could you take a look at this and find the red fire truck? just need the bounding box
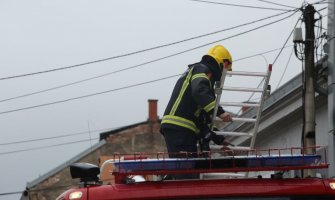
[56,147,335,200]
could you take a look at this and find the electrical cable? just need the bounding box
[0,137,99,156]
[0,46,295,148]
[317,6,328,11]
[0,10,299,115]
[0,47,295,151]
[296,41,305,60]
[189,0,293,11]
[315,25,328,31]
[0,45,293,103]
[0,127,116,146]
[0,10,295,81]
[328,36,335,42]
[311,0,329,5]
[0,75,180,115]
[275,46,294,90]
[234,45,293,62]
[0,59,182,103]
[257,0,297,9]
[0,191,23,196]
[316,8,327,60]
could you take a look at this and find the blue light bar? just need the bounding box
[113,154,321,173]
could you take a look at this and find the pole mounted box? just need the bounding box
[293,27,303,43]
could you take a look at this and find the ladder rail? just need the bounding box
[211,68,229,130]
[249,64,272,149]
[244,65,272,178]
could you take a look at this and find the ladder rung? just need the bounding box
[221,102,260,107]
[215,131,253,137]
[232,117,256,122]
[222,86,263,92]
[227,71,268,77]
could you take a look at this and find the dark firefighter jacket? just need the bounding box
[161,56,225,134]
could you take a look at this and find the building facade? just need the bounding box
[21,100,166,200]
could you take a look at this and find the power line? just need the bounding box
[189,0,293,11]
[315,25,328,31]
[0,137,99,156]
[257,0,297,9]
[2,12,297,104]
[275,46,295,90]
[0,58,177,103]
[0,10,294,82]
[0,45,293,148]
[234,45,293,62]
[1,42,293,104]
[0,127,116,146]
[0,11,295,103]
[316,6,328,12]
[0,75,180,115]
[0,191,23,196]
[311,0,329,5]
[0,48,295,152]
[0,10,298,115]
[2,43,293,104]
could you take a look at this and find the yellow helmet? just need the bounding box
[207,45,232,71]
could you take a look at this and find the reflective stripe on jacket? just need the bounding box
[161,62,224,134]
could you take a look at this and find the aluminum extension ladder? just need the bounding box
[210,64,272,151]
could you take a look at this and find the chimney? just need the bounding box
[148,99,159,122]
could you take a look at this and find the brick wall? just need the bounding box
[27,121,166,200]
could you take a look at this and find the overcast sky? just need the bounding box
[0,0,329,199]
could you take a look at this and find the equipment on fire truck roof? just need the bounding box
[109,154,321,174]
[69,146,326,184]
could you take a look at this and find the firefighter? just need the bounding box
[160,44,233,160]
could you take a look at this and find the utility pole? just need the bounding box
[327,0,335,178]
[303,4,316,177]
